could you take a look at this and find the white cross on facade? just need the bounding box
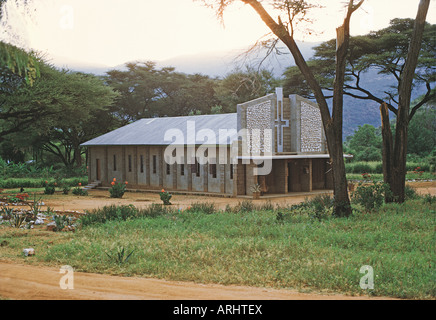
[274,88,289,153]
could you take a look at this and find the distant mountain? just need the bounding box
[47,54,111,76]
[58,43,427,139]
[156,41,320,78]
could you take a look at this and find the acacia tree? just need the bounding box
[215,66,282,113]
[284,2,433,202]
[106,61,219,122]
[0,0,41,85]
[199,0,364,217]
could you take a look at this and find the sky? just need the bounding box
[1,0,435,69]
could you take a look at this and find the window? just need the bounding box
[113,155,117,171]
[140,155,144,173]
[230,164,233,180]
[152,155,157,174]
[166,163,171,175]
[128,155,132,172]
[180,164,185,176]
[196,160,200,177]
[191,158,200,177]
[210,164,217,179]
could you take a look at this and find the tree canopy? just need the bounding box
[284,18,436,120]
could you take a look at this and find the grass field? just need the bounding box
[1,195,434,299]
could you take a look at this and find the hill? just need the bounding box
[61,43,427,139]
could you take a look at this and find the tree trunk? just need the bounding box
[241,0,363,217]
[380,103,394,202]
[391,0,430,203]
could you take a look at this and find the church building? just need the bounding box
[81,88,334,197]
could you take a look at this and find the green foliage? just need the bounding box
[186,202,216,215]
[288,194,334,221]
[232,200,256,213]
[105,246,135,265]
[0,177,87,189]
[352,181,392,212]
[43,181,56,195]
[407,107,436,157]
[27,194,43,221]
[9,212,26,228]
[0,41,40,85]
[214,66,282,113]
[345,124,382,161]
[53,215,74,232]
[109,180,127,198]
[80,204,174,227]
[62,186,71,195]
[345,161,432,175]
[72,187,88,196]
[106,61,219,121]
[0,205,13,220]
[159,189,172,205]
[422,193,436,205]
[44,199,436,299]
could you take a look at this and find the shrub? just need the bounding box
[81,205,138,226]
[290,194,334,220]
[43,181,56,195]
[404,185,420,200]
[72,185,88,196]
[9,212,26,228]
[233,200,255,213]
[422,194,436,205]
[159,189,172,205]
[109,178,127,198]
[62,186,71,195]
[53,215,74,232]
[105,246,135,265]
[186,202,216,214]
[352,181,391,212]
[141,203,170,218]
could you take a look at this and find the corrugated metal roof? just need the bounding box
[81,113,238,146]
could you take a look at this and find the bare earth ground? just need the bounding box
[0,181,434,300]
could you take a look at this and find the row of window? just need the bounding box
[112,154,233,179]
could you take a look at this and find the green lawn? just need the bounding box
[1,196,431,299]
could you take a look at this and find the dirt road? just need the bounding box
[0,261,393,300]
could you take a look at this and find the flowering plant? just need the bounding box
[72,183,88,196]
[413,167,424,179]
[361,173,371,181]
[159,189,172,205]
[43,181,56,195]
[109,178,128,198]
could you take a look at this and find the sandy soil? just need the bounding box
[1,181,433,301]
[0,261,395,300]
[30,180,436,214]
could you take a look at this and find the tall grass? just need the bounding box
[36,196,436,299]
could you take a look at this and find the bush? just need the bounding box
[186,202,216,214]
[159,189,172,205]
[422,194,436,205]
[289,194,334,220]
[62,186,71,195]
[109,179,127,198]
[80,204,175,227]
[81,205,137,226]
[404,185,419,200]
[352,181,391,212]
[43,181,56,195]
[233,200,255,213]
[72,184,88,196]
